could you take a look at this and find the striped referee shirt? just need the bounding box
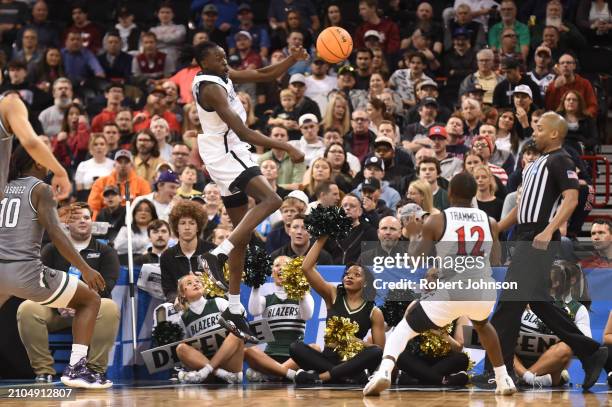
[518,148,579,224]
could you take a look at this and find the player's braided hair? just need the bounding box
[8,144,35,182]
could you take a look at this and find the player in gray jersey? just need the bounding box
[0,146,107,389]
[0,87,71,200]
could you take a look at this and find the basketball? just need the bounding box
[316,26,353,64]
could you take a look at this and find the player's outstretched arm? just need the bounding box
[201,84,304,163]
[2,94,71,200]
[229,45,308,84]
[33,184,106,292]
[302,236,336,306]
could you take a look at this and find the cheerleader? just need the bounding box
[244,256,315,381]
[289,235,385,384]
[174,275,244,384]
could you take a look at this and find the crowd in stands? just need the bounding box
[5,0,612,384]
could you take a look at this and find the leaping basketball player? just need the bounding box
[364,172,517,396]
[192,42,306,344]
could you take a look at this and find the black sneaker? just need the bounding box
[60,358,99,389]
[92,372,113,388]
[443,371,469,386]
[472,370,520,390]
[199,252,229,291]
[294,369,321,385]
[607,372,612,387]
[396,371,419,386]
[35,374,53,383]
[580,346,608,390]
[219,308,260,345]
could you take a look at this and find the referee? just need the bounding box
[476,112,607,390]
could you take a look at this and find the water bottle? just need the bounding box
[68,266,82,280]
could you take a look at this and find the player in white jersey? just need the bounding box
[191,42,306,344]
[364,172,517,396]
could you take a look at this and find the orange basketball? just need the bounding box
[316,26,353,64]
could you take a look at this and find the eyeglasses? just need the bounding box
[172,151,189,156]
[473,142,489,149]
[352,117,368,122]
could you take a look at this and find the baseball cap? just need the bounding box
[462,83,485,96]
[114,149,132,162]
[512,84,532,99]
[535,45,552,57]
[156,170,180,185]
[337,65,356,77]
[373,136,395,150]
[364,30,382,41]
[234,30,252,41]
[417,79,438,91]
[364,156,385,171]
[103,185,120,197]
[428,125,448,139]
[419,97,439,108]
[398,203,428,219]
[155,162,175,173]
[202,4,218,14]
[237,3,252,12]
[289,73,306,85]
[452,27,470,38]
[362,177,381,192]
[286,190,309,206]
[298,113,318,127]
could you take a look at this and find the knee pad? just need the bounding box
[405,302,438,333]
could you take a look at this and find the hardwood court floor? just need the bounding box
[0,382,610,406]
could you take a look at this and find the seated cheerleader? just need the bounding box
[244,255,315,382]
[174,274,245,384]
[289,234,385,384]
[513,261,592,387]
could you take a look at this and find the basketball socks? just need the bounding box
[380,319,419,372]
[228,294,244,314]
[212,239,234,257]
[70,344,88,366]
[286,369,297,380]
[523,371,552,387]
[493,365,510,382]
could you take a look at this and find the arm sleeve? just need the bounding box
[574,305,592,338]
[98,244,120,297]
[248,287,266,316]
[298,291,315,320]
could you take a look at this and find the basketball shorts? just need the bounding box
[0,260,79,308]
[198,134,261,198]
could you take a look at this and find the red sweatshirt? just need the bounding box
[354,18,401,55]
[545,74,598,118]
[52,122,90,168]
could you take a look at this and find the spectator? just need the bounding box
[580,220,612,268]
[428,125,464,180]
[17,202,120,384]
[408,29,442,73]
[322,2,356,33]
[459,48,503,105]
[402,2,443,53]
[91,83,125,132]
[0,0,28,48]
[511,84,537,140]
[488,0,530,60]
[268,88,300,140]
[64,3,102,53]
[133,87,180,133]
[290,113,326,167]
[366,97,393,137]
[497,28,525,69]
[133,170,180,222]
[150,116,173,162]
[506,139,540,193]
[389,51,433,108]
[360,177,395,226]
[308,180,341,211]
[302,157,332,201]
[114,199,158,259]
[493,57,543,109]
[260,159,290,200]
[181,103,201,148]
[284,9,315,50]
[322,127,361,175]
[88,150,152,219]
[531,0,587,54]
[354,0,400,55]
[473,132,511,184]
[407,179,439,215]
[61,31,105,84]
[169,49,200,104]
[288,73,321,121]
[161,80,182,125]
[473,164,504,220]
[257,125,306,191]
[353,48,373,90]
[360,216,403,269]
[325,194,378,264]
[0,60,50,115]
[407,79,452,125]
[102,122,121,157]
[51,103,90,171]
[367,74,403,116]
[541,25,567,63]
[352,156,401,211]
[95,185,126,242]
[323,142,355,194]
[28,47,65,94]
[527,45,556,99]
[445,115,470,160]
[370,46,390,77]
[132,129,167,185]
[172,144,203,190]
[461,97,483,141]
[136,219,171,265]
[115,107,135,147]
[344,109,376,163]
[417,156,449,210]
[227,3,270,60]
[131,32,172,88]
[97,30,132,84]
[234,30,263,71]
[495,108,521,158]
[265,192,308,254]
[13,28,43,72]
[441,27,478,102]
[267,0,319,32]
[177,164,202,199]
[556,89,599,155]
[576,0,612,46]
[198,5,229,48]
[371,135,416,196]
[114,6,140,53]
[304,56,336,114]
[150,2,186,74]
[202,183,222,225]
[402,97,442,153]
[545,53,598,118]
[270,214,333,264]
[444,3,487,51]
[321,92,350,136]
[377,119,401,151]
[19,1,60,49]
[38,78,73,137]
[74,134,115,201]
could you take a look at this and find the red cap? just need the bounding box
[428,125,448,139]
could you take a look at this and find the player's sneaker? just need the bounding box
[216,368,242,384]
[219,308,260,345]
[363,368,391,396]
[607,371,612,387]
[442,371,469,386]
[495,375,517,395]
[60,358,99,389]
[293,369,321,385]
[580,346,608,390]
[35,374,53,383]
[559,369,570,386]
[92,372,113,389]
[199,253,229,291]
[246,368,265,382]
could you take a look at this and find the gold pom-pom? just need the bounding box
[199,264,230,298]
[419,324,453,358]
[324,316,365,361]
[279,257,310,300]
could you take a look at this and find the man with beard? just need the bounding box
[493,57,542,109]
[91,83,125,132]
[136,219,171,265]
[131,130,165,184]
[38,77,73,136]
[114,107,135,148]
[133,86,180,133]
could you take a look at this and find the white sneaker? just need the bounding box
[495,375,517,395]
[216,368,243,384]
[533,374,552,387]
[363,369,391,397]
[246,368,265,382]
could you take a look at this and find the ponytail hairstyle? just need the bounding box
[8,145,36,182]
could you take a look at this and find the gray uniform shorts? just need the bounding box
[0,260,79,308]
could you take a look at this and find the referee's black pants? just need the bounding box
[485,225,600,372]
